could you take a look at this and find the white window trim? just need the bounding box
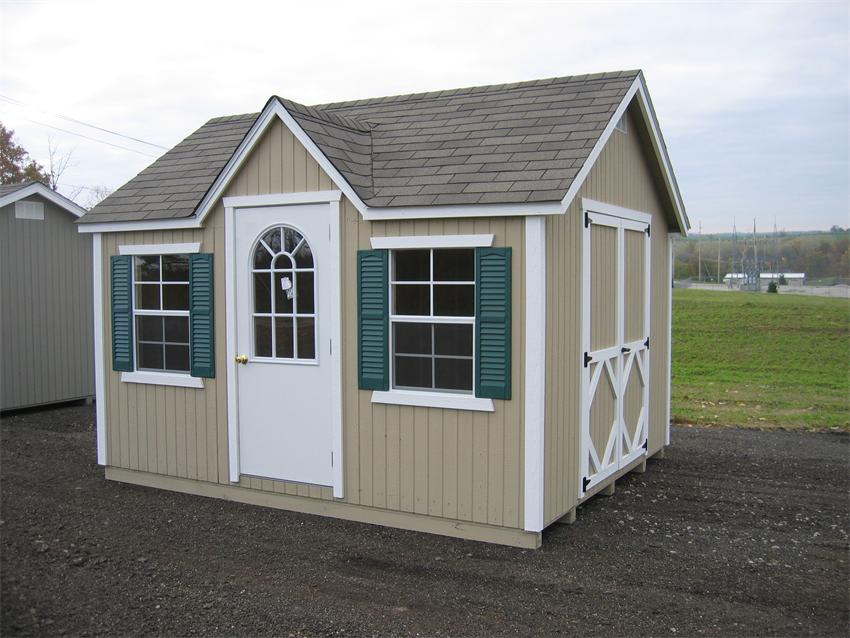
[378,244,487,411]
[371,234,494,249]
[372,390,494,412]
[120,371,203,388]
[118,244,201,387]
[119,242,200,255]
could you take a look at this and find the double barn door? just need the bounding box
[580,208,651,495]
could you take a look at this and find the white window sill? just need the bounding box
[120,371,203,388]
[371,390,494,412]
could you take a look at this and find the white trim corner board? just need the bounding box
[92,233,107,465]
[523,216,546,532]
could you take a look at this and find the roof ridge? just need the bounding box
[313,69,640,111]
[275,97,372,133]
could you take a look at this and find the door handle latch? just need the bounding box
[235,354,249,365]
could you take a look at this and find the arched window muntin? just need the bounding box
[250,224,317,362]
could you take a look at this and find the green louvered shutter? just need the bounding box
[189,253,215,378]
[475,247,512,400]
[111,255,134,372]
[358,249,389,390]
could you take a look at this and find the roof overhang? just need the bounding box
[1,181,87,218]
[78,74,689,235]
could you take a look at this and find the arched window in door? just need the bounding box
[251,225,316,360]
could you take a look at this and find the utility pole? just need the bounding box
[753,219,758,272]
[698,220,702,282]
[717,235,721,284]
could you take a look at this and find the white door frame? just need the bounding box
[579,198,651,496]
[224,190,344,498]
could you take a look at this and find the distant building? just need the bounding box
[723,272,806,287]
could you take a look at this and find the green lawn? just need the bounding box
[672,289,850,430]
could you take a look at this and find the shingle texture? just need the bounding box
[81,70,639,223]
[0,181,36,198]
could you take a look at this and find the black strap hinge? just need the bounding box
[642,439,648,451]
[584,212,591,228]
[646,225,651,237]
[582,476,591,492]
[644,337,650,349]
[584,352,591,367]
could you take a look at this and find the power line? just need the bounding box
[0,94,169,150]
[0,110,160,158]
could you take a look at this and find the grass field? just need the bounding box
[672,289,850,430]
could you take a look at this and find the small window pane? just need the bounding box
[253,242,273,269]
[275,317,294,358]
[135,256,160,282]
[274,272,294,314]
[254,317,272,357]
[254,273,272,313]
[394,322,431,355]
[297,318,315,359]
[138,343,164,370]
[394,249,429,281]
[137,315,163,342]
[296,272,314,314]
[435,358,473,392]
[283,228,302,254]
[273,254,293,270]
[393,284,429,315]
[164,316,189,343]
[135,284,160,310]
[262,228,282,254]
[434,249,474,282]
[434,324,472,357]
[162,255,189,282]
[395,356,432,389]
[163,284,190,310]
[434,284,474,316]
[294,242,313,268]
[164,344,190,372]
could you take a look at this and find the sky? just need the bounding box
[0,0,847,233]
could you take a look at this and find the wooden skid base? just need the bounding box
[105,467,542,549]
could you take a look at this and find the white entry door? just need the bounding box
[580,208,651,495]
[233,203,335,487]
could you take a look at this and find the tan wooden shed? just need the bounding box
[78,70,689,548]
[1,181,94,410]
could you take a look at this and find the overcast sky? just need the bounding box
[1,0,847,233]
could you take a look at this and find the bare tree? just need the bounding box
[46,136,78,195]
[82,184,112,209]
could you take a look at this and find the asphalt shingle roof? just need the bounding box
[81,70,639,223]
[0,181,36,198]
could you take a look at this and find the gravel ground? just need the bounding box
[1,405,848,637]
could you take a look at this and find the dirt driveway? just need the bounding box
[1,405,847,636]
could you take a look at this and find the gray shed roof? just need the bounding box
[0,181,38,198]
[81,70,641,223]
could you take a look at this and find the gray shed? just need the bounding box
[0,181,94,410]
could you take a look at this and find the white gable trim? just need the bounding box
[79,75,689,234]
[0,181,87,217]
[559,74,688,235]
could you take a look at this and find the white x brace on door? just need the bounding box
[580,205,651,496]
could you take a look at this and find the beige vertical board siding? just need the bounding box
[590,225,618,351]
[543,103,676,525]
[623,229,646,343]
[0,197,94,410]
[101,118,525,529]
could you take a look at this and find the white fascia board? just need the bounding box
[77,217,202,234]
[523,216,546,532]
[0,182,88,217]
[560,74,689,236]
[119,242,201,255]
[361,200,564,221]
[370,234,494,249]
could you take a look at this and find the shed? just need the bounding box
[78,70,689,548]
[1,181,94,410]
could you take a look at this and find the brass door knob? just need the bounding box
[235,354,249,365]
